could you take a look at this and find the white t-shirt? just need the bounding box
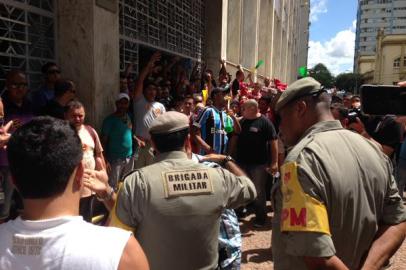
[134,96,165,140]
[0,216,131,270]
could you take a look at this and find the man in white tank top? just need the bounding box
[0,117,149,270]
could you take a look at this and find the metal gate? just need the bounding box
[119,0,205,75]
[0,0,56,91]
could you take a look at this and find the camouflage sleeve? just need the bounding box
[112,171,147,229]
[218,168,257,209]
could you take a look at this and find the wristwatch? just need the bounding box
[222,155,235,166]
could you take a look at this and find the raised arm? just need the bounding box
[131,52,161,100]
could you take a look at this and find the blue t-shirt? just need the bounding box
[101,114,133,161]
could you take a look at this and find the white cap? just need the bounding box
[116,93,130,102]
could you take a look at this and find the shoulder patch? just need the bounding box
[280,162,331,235]
[162,169,213,198]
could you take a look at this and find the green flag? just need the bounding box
[255,60,265,69]
[298,66,307,77]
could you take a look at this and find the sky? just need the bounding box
[308,0,358,75]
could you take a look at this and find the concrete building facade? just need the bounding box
[1,0,309,126]
[206,0,310,84]
[357,29,406,84]
[355,0,406,70]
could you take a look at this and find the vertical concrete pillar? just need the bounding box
[204,0,227,76]
[258,0,271,77]
[57,0,119,129]
[266,0,275,77]
[227,0,242,65]
[241,0,260,69]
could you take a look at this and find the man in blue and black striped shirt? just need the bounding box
[192,88,240,155]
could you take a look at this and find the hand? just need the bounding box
[398,81,406,87]
[83,170,109,195]
[83,167,108,185]
[201,153,226,164]
[267,163,279,176]
[125,63,133,74]
[226,108,235,118]
[148,51,161,69]
[134,136,146,148]
[83,158,108,190]
[0,120,12,149]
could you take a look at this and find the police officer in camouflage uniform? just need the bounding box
[109,111,256,270]
[271,77,406,269]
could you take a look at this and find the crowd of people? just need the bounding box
[0,50,405,270]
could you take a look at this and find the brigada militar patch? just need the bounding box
[162,169,214,198]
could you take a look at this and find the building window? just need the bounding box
[394,58,400,68]
[0,0,56,91]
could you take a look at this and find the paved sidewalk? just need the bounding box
[240,205,406,270]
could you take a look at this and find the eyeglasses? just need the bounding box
[47,69,61,75]
[9,83,28,89]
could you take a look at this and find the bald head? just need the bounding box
[242,99,260,119]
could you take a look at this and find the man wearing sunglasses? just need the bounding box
[31,62,61,114]
[0,70,34,223]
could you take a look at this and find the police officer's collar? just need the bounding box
[300,120,343,141]
[286,120,343,153]
[154,150,188,162]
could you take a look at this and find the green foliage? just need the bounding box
[334,72,364,92]
[308,63,335,88]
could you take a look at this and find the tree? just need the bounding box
[334,72,364,92]
[308,63,335,88]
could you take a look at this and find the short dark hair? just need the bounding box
[144,80,158,90]
[41,62,58,74]
[8,117,83,199]
[54,79,73,98]
[66,100,84,112]
[151,128,189,153]
[6,69,25,83]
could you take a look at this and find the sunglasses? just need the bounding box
[47,69,61,75]
[10,83,28,89]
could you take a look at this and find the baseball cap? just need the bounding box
[116,93,130,102]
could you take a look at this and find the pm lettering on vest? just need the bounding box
[280,162,331,235]
[281,207,307,227]
[162,169,213,198]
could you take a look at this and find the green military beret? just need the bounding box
[275,77,322,112]
[149,111,190,135]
